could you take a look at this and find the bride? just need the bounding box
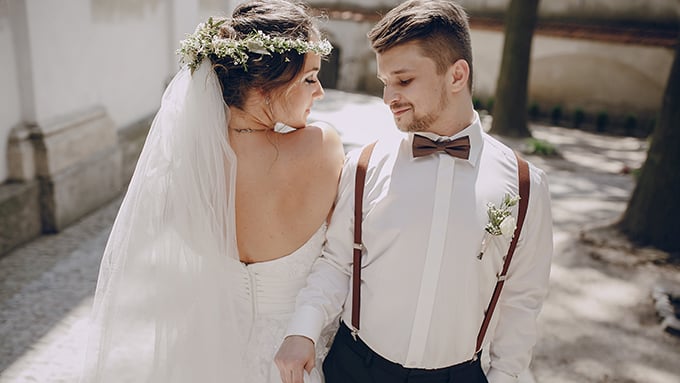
[80,1,344,382]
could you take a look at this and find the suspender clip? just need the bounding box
[353,243,364,250]
[496,273,507,282]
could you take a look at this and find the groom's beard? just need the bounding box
[393,86,447,133]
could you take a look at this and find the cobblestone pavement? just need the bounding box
[0,194,121,383]
[1,90,677,382]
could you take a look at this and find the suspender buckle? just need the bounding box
[351,328,359,341]
[353,243,364,250]
[496,273,507,282]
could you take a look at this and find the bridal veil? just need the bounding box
[81,60,246,382]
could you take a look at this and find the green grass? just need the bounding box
[526,138,558,156]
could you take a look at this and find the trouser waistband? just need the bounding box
[335,321,482,380]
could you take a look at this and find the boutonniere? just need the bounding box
[478,193,521,260]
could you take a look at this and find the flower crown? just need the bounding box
[178,17,333,72]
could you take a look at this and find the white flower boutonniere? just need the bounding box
[478,193,521,260]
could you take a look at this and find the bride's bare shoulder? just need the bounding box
[286,122,344,168]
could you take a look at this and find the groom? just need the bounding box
[276,1,553,382]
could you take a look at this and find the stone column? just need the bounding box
[8,0,121,233]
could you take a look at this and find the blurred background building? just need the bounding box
[0,0,677,255]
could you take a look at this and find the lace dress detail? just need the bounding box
[232,224,337,383]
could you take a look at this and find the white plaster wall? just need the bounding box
[20,0,97,124]
[308,0,679,23]
[469,29,505,102]
[322,19,377,92]
[198,0,230,21]
[470,28,673,115]
[90,1,172,129]
[0,0,20,182]
[316,6,674,118]
[528,35,673,115]
[90,0,224,130]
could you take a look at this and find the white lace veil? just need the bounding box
[81,60,247,382]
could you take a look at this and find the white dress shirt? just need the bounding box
[287,112,553,383]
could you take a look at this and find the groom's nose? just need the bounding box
[382,85,399,105]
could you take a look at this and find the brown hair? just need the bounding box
[368,0,473,91]
[212,0,321,108]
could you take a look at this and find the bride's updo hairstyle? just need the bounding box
[214,0,321,108]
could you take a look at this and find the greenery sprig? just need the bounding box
[177,17,333,72]
[478,193,520,260]
[485,193,520,237]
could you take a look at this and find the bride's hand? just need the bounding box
[275,335,316,383]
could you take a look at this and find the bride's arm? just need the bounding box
[275,148,360,383]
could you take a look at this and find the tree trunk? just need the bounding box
[619,37,680,253]
[489,0,540,138]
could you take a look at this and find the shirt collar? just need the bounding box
[409,111,483,166]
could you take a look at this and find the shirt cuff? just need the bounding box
[486,367,519,383]
[284,305,326,345]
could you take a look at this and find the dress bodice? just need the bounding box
[227,224,332,383]
[235,224,326,318]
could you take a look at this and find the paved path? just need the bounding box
[1,90,675,382]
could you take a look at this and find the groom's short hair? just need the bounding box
[368,0,473,91]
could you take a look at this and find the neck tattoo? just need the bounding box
[230,127,274,133]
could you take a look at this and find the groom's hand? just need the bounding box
[275,335,316,383]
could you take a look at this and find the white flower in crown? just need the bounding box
[478,193,520,260]
[177,17,333,72]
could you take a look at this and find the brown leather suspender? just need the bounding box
[352,142,376,331]
[475,151,530,351]
[351,144,531,354]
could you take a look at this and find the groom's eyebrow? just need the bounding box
[391,68,412,75]
[378,68,414,80]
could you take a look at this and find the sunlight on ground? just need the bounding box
[533,126,647,174]
[0,297,92,383]
[565,358,680,383]
[624,362,680,383]
[310,90,401,150]
[546,264,642,323]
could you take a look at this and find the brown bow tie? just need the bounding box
[412,134,471,159]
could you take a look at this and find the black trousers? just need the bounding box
[323,322,488,383]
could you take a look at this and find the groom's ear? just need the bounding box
[448,59,469,94]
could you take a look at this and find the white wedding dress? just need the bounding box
[81,61,334,383]
[235,224,333,383]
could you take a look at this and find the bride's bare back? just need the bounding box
[230,124,343,264]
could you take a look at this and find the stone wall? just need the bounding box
[0,0,20,184]
[0,0,678,255]
[309,0,680,26]
[0,0,224,255]
[306,0,676,134]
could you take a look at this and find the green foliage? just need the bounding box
[178,17,332,72]
[631,166,642,180]
[526,137,557,156]
[473,97,483,110]
[624,114,638,136]
[596,111,609,132]
[550,105,563,125]
[486,97,495,114]
[485,193,520,236]
[572,108,585,129]
[528,102,540,120]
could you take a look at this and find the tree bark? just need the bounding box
[619,36,680,253]
[489,0,540,138]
